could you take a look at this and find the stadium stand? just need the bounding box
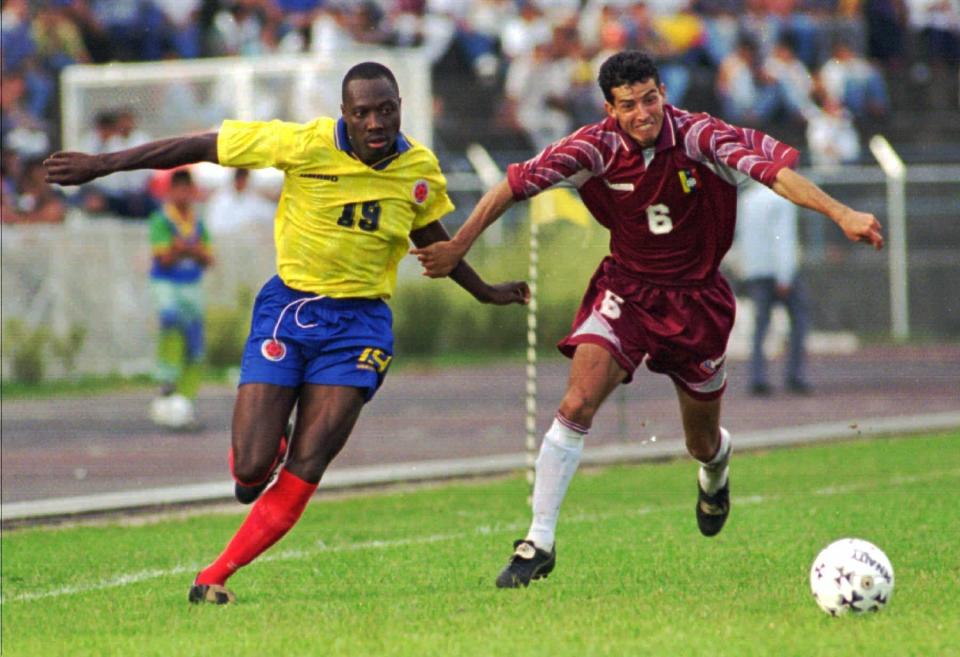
[1,0,958,377]
[2,2,957,175]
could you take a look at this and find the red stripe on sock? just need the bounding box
[555,413,589,435]
[196,468,317,586]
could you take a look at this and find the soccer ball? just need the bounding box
[809,538,894,616]
[149,393,196,429]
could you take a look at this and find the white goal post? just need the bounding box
[60,49,433,152]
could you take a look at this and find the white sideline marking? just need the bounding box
[4,411,959,522]
[3,468,958,605]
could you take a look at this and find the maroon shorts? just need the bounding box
[557,258,735,401]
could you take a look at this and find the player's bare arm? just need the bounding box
[409,220,529,305]
[43,133,220,186]
[772,168,885,250]
[411,179,515,277]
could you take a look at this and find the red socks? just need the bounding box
[196,468,317,586]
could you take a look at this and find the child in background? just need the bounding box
[148,169,213,429]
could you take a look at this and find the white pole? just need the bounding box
[464,143,537,495]
[526,219,539,502]
[868,135,909,341]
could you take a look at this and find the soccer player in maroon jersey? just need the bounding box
[411,51,884,588]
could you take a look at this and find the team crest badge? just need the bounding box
[261,339,287,362]
[412,179,429,204]
[679,168,699,194]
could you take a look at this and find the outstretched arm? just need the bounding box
[44,133,220,186]
[410,179,516,277]
[772,167,884,250]
[409,219,529,306]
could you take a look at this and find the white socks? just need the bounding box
[698,427,731,494]
[525,417,586,552]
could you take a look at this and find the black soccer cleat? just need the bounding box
[495,539,556,588]
[188,583,236,605]
[696,479,730,537]
[234,430,290,505]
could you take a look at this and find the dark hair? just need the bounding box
[94,111,116,128]
[170,169,193,187]
[598,51,661,103]
[341,62,399,103]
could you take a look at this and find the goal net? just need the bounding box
[60,49,433,150]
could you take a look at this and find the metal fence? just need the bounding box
[2,164,958,381]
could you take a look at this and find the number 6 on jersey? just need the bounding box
[646,203,673,235]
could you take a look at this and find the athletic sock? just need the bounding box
[698,427,731,495]
[195,468,317,586]
[155,328,182,386]
[177,360,204,400]
[525,416,586,552]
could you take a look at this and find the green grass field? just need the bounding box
[2,431,958,657]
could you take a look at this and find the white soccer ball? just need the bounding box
[809,538,894,616]
[149,393,196,429]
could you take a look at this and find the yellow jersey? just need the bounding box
[217,117,455,299]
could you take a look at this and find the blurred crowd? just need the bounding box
[2,0,958,225]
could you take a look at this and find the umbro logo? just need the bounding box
[699,500,727,516]
[301,173,339,182]
[514,542,536,559]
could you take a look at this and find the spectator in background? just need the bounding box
[696,0,741,67]
[504,37,573,151]
[500,1,552,60]
[154,0,202,59]
[817,43,890,120]
[736,179,811,396]
[461,0,513,80]
[90,0,166,62]
[716,36,780,124]
[566,37,605,126]
[623,0,696,107]
[56,0,114,64]
[210,0,283,57]
[1,150,22,224]
[345,1,393,46]
[31,2,92,72]
[590,5,631,78]
[765,0,821,68]
[0,70,51,159]
[905,0,960,109]
[762,35,817,122]
[1,0,36,73]
[864,0,908,69]
[806,96,861,167]
[78,109,157,218]
[8,157,67,225]
[147,169,213,429]
[204,168,276,235]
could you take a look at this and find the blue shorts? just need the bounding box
[239,276,394,401]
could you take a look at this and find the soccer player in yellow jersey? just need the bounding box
[44,62,529,605]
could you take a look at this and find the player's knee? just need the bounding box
[230,451,273,486]
[685,429,720,462]
[284,453,328,483]
[558,390,600,427]
[287,434,349,482]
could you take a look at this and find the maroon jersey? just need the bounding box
[506,105,799,283]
